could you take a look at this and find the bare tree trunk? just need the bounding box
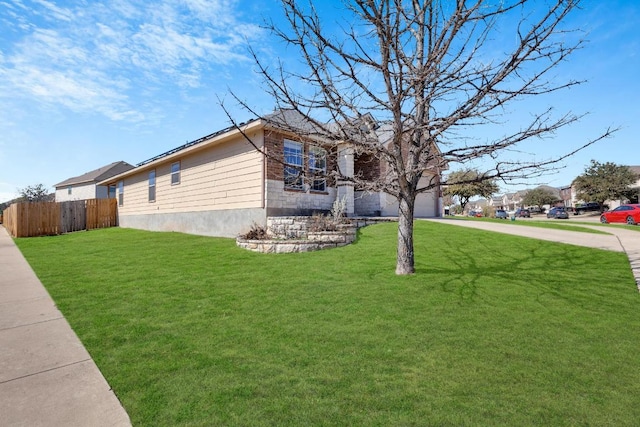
[228,0,616,275]
[396,193,415,275]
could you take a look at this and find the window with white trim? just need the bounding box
[284,140,303,189]
[171,161,180,185]
[118,181,124,206]
[308,145,327,192]
[67,186,72,195]
[148,170,156,202]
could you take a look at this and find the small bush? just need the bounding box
[331,196,347,223]
[308,212,338,232]
[241,222,268,240]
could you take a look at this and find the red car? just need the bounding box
[600,204,640,225]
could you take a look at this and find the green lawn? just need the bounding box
[16,222,640,426]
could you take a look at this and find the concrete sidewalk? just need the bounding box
[426,217,640,290]
[0,226,131,426]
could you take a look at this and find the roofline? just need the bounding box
[98,120,264,185]
[54,178,95,188]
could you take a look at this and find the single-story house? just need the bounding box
[55,161,134,202]
[99,110,444,237]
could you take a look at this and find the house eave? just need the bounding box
[54,178,96,188]
[98,120,264,186]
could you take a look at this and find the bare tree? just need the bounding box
[226,0,614,275]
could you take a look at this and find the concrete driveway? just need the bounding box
[424,216,640,291]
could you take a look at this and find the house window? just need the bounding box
[284,140,303,190]
[67,186,72,195]
[308,146,326,192]
[171,161,180,185]
[108,184,116,199]
[148,170,156,202]
[118,181,124,206]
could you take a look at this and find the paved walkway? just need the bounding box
[425,217,640,290]
[0,226,131,426]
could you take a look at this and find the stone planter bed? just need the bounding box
[236,216,395,253]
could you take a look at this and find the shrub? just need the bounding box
[308,212,338,232]
[331,196,348,223]
[241,222,268,240]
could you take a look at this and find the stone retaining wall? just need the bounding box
[237,216,395,254]
[237,229,357,253]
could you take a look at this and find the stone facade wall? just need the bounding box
[266,216,312,239]
[265,180,337,217]
[354,191,381,216]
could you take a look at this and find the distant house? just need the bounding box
[99,110,444,238]
[55,161,134,202]
[559,185,573,207]
[488,196,504,209]
[627,166,640,203]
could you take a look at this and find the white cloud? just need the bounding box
[0,192,18,204]
[0,181,19,204]
[30,0,73,22]
[0,0,265,124]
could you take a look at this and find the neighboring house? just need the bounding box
[559,185,573,207]
[502,192,526,211]
[467,198,487,213]
[55,161,134,202]
[512,190,529,209]
[99,110,444,238]
[488,196,504,209]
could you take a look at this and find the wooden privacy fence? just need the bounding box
[2,198,117,238]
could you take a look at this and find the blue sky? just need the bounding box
[0,0,638,203]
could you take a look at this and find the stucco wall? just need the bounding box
[118,208,267,238]
[55,183,96,202]
[379,188,439,217]
[355,176,440,218]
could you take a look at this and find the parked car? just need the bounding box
[529,206,542,214]
[599,204,640,225]
[546,207,569,219]
[495,209,508,219]
[515,208,530,218]
[574,202,608,214]
[467,210,483,217]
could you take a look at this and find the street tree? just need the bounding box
[573,160,638,208]
[522,187,557,210]
[443,169,499,214]
[18,184,51,202]
[227,0,614,274]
